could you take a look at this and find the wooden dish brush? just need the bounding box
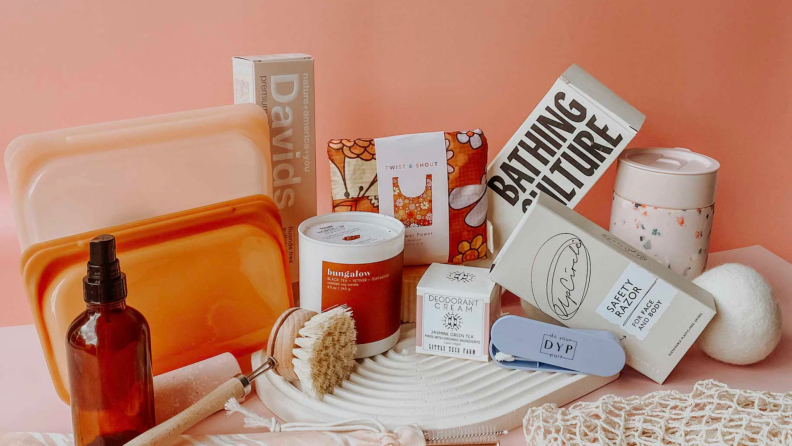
[127,306,356,446]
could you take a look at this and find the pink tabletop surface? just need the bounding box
[0,245,789,445]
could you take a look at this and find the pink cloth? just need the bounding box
[0,427,426,446]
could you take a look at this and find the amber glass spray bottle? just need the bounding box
[66,235,155,446]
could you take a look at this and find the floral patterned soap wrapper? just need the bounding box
[610,193,714,278]
[392,175,433,227]
[328,130,488,264]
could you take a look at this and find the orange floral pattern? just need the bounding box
[328,138,375,161]
[453,234,487,264]
[393,176,433,227]
[327,131,488,264]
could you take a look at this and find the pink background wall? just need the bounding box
[1,0,791,327]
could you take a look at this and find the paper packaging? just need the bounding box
[327,130,489,266]
[376,132,450,265]
[486,64,646,255]
[489,193,716,383]
[416,263,501,362]
[233,54,317,299]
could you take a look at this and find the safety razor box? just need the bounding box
[486,64,646,256]
[489,193,716,383]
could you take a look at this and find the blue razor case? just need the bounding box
[489,315,626,376]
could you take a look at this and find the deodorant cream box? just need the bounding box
[233,54,317,300]
[486,64,646,256]
[416,263,501,362]
[489,193,716,383]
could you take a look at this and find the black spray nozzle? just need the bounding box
[90,234,117,266]
[83,234,127,304]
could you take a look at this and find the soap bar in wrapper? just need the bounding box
[327,130,488,266]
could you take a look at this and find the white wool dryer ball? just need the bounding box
[693,263,782,365]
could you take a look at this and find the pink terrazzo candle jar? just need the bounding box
[610,148,719,279]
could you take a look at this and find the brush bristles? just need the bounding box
[292,306,357,400]
[494,352,515,362]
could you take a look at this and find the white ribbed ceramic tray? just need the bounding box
[253,325,618,432]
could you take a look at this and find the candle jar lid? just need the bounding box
[614,148,719,209]
[299,212,405,250]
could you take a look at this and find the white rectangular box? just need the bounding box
[489,193,716,383]
[416,263,501,361]
[487,64,646,255]
[233,54,317,299]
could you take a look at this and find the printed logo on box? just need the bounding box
[540,334,577,360]
[601,233,649,261]
[446,270,476,283]
[531,233,591,320]
[487,85,630,213]
[443,313,464,331]
[421,293,485,357]
[268,73,310,210]
[484,69,643,257]
[597,263,678,340]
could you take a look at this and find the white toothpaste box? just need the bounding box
[487,64,646,256]
[233,54,317,300]
[489,193,716,383]
[416,263,501,362]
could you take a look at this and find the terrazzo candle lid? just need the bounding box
[614,148,719,209]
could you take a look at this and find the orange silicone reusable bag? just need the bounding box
[5,104,273,251]
[21,195,293,404]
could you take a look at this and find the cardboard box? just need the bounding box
[487,64,646,255]
[233,54,317,299]
[416,263,501,362]
[489,193,716,383]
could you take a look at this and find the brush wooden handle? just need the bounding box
[267,307,316,381]
[126,377,245,446]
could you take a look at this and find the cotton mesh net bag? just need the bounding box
[523,380,792,446]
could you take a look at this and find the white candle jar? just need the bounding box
[610,148,719,279]
[299,212,405,358]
